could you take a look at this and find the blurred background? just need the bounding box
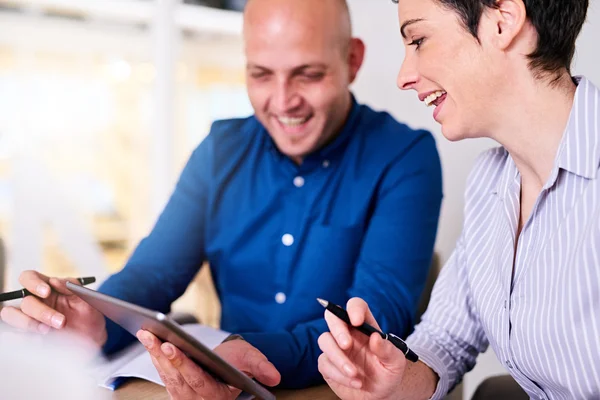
[0,1,598,398]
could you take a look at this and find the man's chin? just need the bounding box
[271,137,316,159]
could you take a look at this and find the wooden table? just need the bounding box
[110,379,339,400]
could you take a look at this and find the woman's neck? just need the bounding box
[491,72,577,189]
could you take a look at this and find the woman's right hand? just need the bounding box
[317,297,407,400]
[0,270,107,348]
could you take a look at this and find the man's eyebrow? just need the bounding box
[246,64,270,71]
[400,18,425,39]
[291,64,327,73]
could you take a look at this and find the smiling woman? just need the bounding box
[317,0,599,399]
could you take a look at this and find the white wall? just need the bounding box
[347,0,600,399]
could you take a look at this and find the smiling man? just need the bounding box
[1,0,442,397]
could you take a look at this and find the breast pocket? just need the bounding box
[295,223,365,299]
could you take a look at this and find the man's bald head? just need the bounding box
[243,0,353,57]
[241,0,365,164]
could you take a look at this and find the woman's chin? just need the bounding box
[440,124,463,142]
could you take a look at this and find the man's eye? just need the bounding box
[250,72,269,79]
[302,73,324,80]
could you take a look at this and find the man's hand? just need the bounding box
[317,297,407,400]
[137,330,281,400]
[0,270,107,349]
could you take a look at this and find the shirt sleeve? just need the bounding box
[405,234,489,399]
[99,136,213,354]
[243,132,443,388]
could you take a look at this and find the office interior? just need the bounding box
[0,1,598,399]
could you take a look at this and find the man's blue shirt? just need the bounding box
[99,97,443,388]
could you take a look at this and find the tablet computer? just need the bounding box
[66,282,275,400]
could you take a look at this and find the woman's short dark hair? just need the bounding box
[393,0,589,78]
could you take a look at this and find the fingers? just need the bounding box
[317,332,358,378]
[137,330,226,398]
[238,346,281,387]
[18,270,51,298]
[347,297,381,331]
[324,297,379,352]
[324,309,353,351]
[214,340,281,387]
[47,277,86,301]
[0,306,51,334]
[369,331,406,370]
[147,353,190,400]
[20,295,66,329]
[318,353,362,390]
[161,342,216,393]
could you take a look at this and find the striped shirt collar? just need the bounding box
[494,76,600,197]
[554,76,600,180]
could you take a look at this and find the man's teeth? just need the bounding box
[278,116,309,127]
[424,91,446,107]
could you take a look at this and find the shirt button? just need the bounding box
[293,176,305,187]
[275,292,287,304]
[322,160,330,168]
[281,234,294,246]
[506,360,513,369]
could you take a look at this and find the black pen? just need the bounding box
[0,277,96,302]
[317,298,419,363]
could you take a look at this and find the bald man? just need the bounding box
[1,0,442,397]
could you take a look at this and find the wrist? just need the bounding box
[399,360,439,400]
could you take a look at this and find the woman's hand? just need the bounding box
[317,297,407,400]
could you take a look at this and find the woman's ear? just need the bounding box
[486,0,527,50]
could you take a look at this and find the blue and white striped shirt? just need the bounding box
[407,76,600,400]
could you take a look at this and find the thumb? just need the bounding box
[369,332,406,371]
[246,351,281,387]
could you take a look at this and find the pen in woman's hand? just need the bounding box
[317,298,419,362]
[0,277,96,302]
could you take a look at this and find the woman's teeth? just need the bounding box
[277,116,309,127]
[425,91,446,107]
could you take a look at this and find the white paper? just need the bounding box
[92,324,230,390]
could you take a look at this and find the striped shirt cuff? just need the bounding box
[406,334,451,400]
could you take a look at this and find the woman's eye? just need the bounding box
[409,38,424,50]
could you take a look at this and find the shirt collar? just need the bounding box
[494,75,600,197]
[311,93,361,160]
[550,76,600,183]
[493,151,520,198]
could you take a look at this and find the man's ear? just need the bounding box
[486,0,527,50]
[348,38,366,83]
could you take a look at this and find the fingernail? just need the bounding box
[36,284,50,297]
[38,324,51,335]
[343,363,355,376]
[162,344,174,359]
[139,333,152,348]
[339,333,349,347]
[351,379,362,389]
[51,314,65,328]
